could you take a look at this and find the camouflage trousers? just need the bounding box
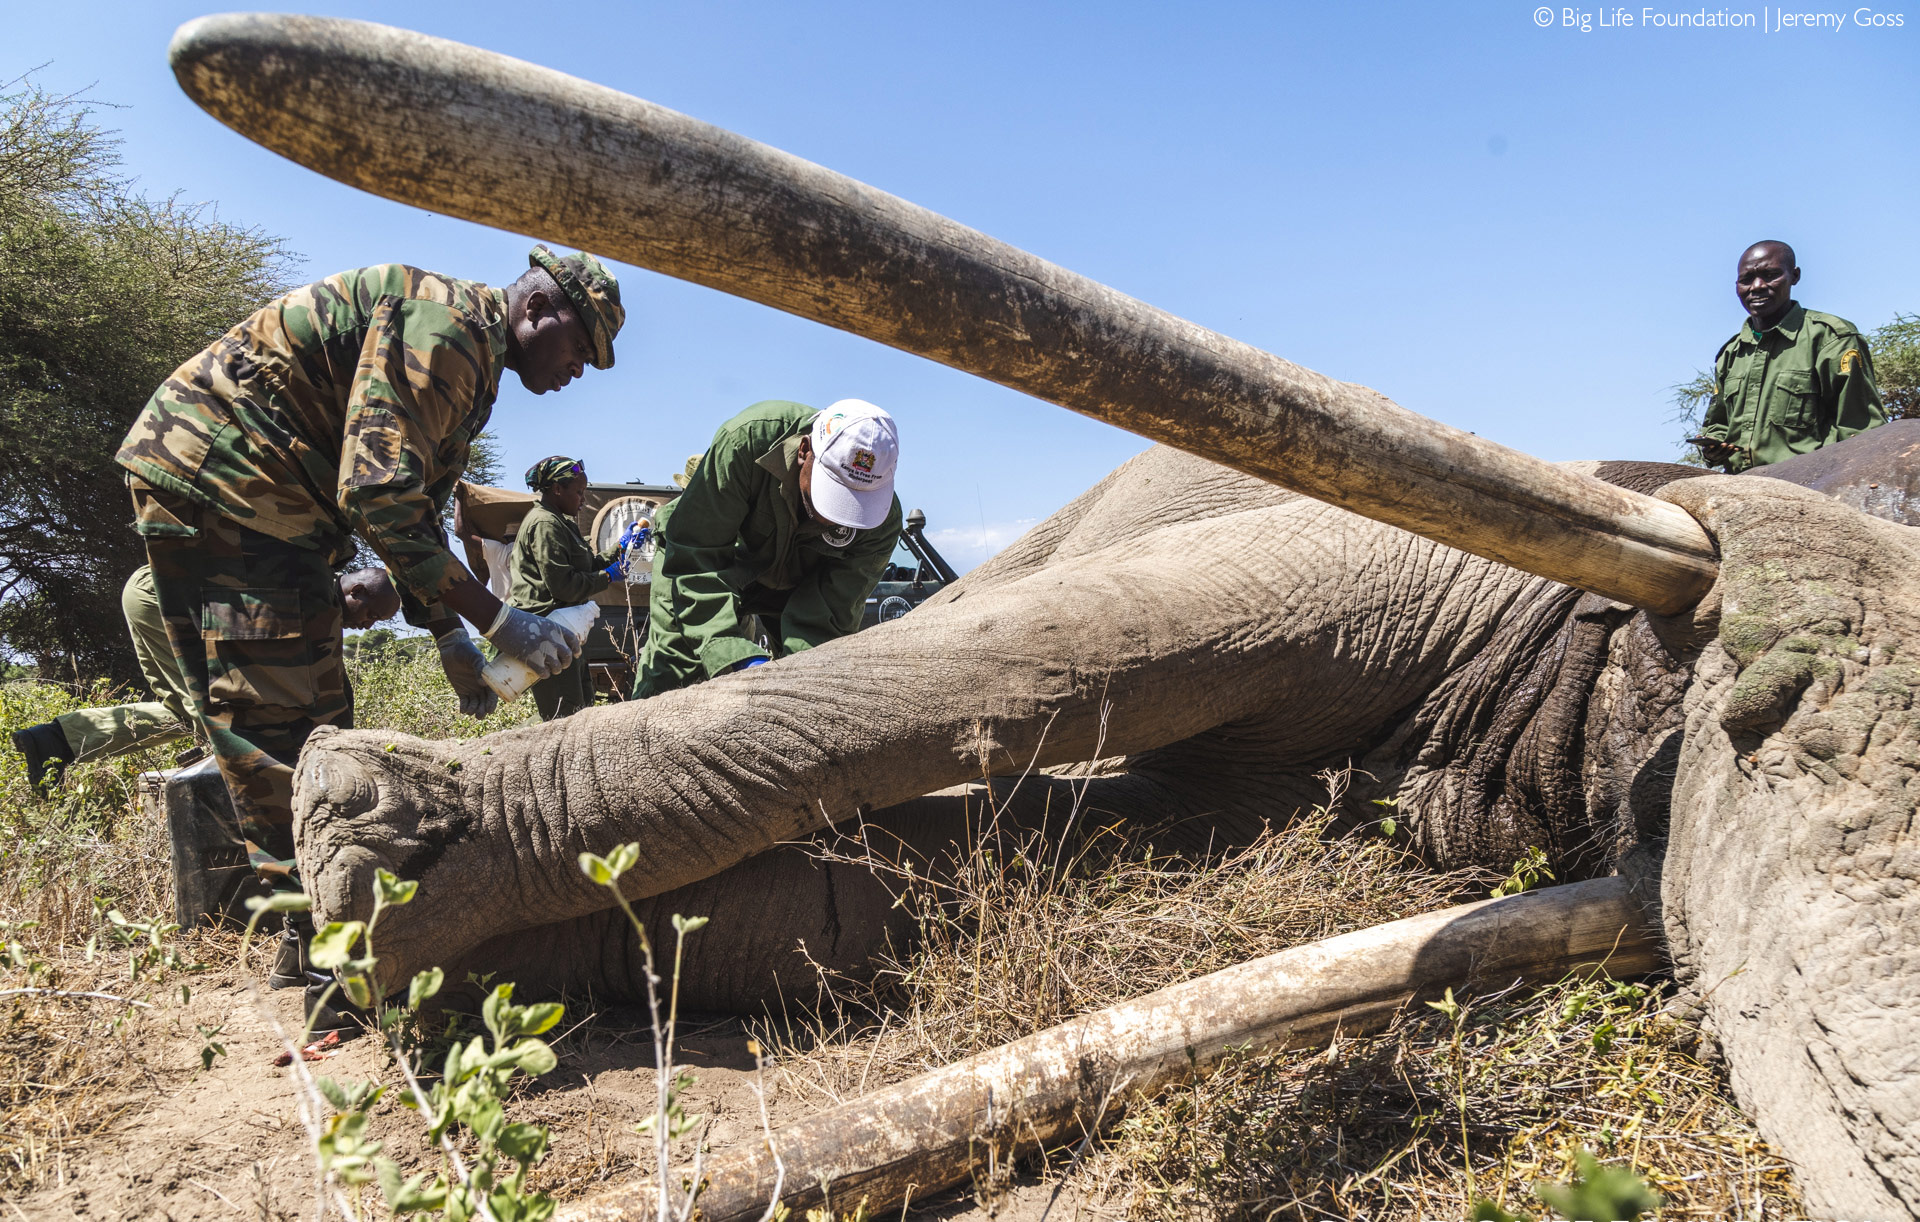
[129,477,350,889]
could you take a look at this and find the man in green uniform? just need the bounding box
[115,245,624,902]
[638,399,903,697]
[10,567,396,790]
[1696,240,1886,472]
[508,455,639,720]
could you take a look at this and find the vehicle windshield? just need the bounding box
[881,538,928,583]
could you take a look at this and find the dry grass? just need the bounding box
[1096,976,1797,1220]
[344,640,542,743]
[772,774,1485,1095]
[0,679,177,951]
[760,772,1804,1220]
[0,676,199,1194]
[0,656,535,1198]
[2,666,1806,1219]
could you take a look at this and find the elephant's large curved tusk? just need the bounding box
[557,877,1660,1222]
[167,15,1717,615]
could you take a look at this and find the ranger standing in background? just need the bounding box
[638,399,902,697]
[1696,240,1886,472]
[507,456,637,720]
[114,245,623,1012]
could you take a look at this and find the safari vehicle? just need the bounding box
[453,478,957,698]
[860,508,958,629]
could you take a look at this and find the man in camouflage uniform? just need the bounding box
[1697,241,1886,472]
[9,566,396,790]
[116,246,624,900]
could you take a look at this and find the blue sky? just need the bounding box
[10,1,1916,569]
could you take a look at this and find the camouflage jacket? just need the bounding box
[117,264,508,621]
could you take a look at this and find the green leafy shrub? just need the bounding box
[0,83,294,682]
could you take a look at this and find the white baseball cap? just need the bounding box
[808,400,899,530]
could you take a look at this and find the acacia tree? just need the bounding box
[465,429,505,487]
[1875,313,1920,421]
[0,82,294,684]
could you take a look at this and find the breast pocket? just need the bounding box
[201,587,316,712]
[1771,368,1819,431]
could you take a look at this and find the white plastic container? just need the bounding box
[481,602,600,701]
[627,529,654,585]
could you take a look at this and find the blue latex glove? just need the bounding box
[604,521,648,583]
[732,656,768,673]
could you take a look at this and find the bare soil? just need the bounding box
[10,958,777,1220]
[7,947,1096,1222]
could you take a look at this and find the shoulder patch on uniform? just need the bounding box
[1804,310,1861,338]
[1841,348,1860,374]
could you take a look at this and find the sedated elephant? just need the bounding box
[298,443,1730,1003]
[169,15,1920,1216]
[294,423,1920,1219]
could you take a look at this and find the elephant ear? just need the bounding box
[1713,570,1860,737]
[1590,460,1714,497]
[1745,417,1920,527]
[1652,471,1920,1219]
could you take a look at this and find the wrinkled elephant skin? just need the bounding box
[292,433,1920,1217]
[1657,474,1919,1218]
[298,446,1630,992]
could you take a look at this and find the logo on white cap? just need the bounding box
[808,400,899,530]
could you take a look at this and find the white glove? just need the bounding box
[483,604,581,680]
[436,629,499,718]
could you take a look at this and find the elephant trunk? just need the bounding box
[557,877,1660,1222]
[168,14,1717,615]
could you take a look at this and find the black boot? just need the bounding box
[268,915,312,990]
[11,722,72,793]
[303,974,371,1037]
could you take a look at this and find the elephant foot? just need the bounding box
[293,725,481,990]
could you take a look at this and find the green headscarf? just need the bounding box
[525,455,585,491]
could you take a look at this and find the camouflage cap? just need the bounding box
[529,244,624,369]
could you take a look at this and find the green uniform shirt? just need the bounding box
[116,264,508,623]
[639,400,902,696]
[1700,302,1886,473]
[507,503,616,617]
